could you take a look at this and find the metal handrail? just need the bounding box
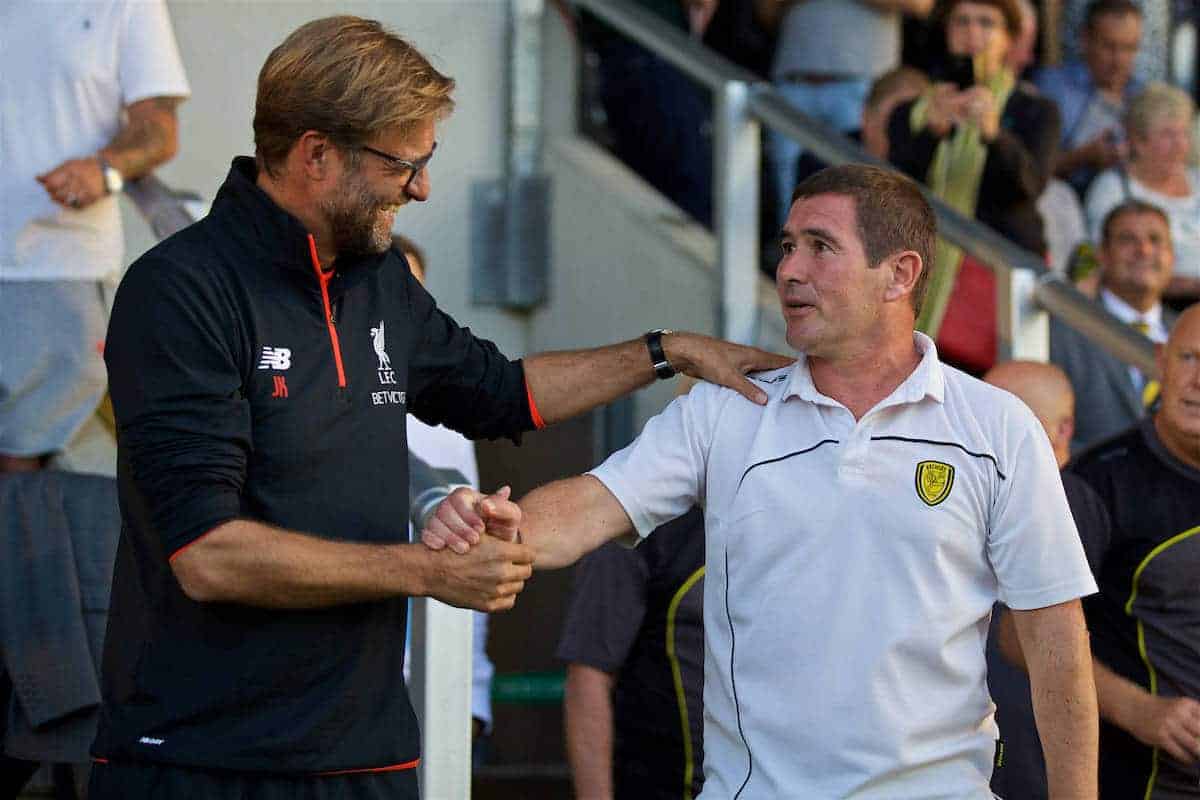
[574,0,1157,375]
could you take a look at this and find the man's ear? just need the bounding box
[293,130,337,181]
[883,250,922,304]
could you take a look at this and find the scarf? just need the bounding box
[910,63,1015,335]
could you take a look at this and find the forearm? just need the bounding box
[520,476,635,570]
[1092,658,1151,733]
[565,664,616,799]
[1014,601,1098,799]
[523,333,786,425]
[171,519,433,607]
[1054,144,1098,178]
[100,96,182,180]
[524,340,656,427]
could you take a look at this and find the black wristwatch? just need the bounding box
[644,329,676,380]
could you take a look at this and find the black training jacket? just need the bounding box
[93,157,533,776]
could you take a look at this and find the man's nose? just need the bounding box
[406,168,431,202]
[776,252,806,284]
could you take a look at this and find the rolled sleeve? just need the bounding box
[987,416,1098,610]
[106,256,250,557]
[588,387,715,541]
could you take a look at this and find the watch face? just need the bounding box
[103,166,123,194]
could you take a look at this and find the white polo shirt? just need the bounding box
[589,333,1096,799]
[0,0,190,281]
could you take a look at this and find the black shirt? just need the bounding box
[1069,420,1200,799]
[94,158,533,776]
[556,509,706,800]
[888,83,1061,255]
[987,471,1111,800]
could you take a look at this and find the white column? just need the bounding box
[713,81,761,345]
[410,598,474,799]
[997,266,1049,362]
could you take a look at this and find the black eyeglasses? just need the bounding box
[360,141,437,191]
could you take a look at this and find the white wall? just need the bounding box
[123,0,527,356]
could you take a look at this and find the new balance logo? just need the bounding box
[271,375,289,398]
[258,346,292,370]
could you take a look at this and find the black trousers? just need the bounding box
[88,761,419,800]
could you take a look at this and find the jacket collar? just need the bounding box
[210,157,389,283]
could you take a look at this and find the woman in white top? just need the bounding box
[1085,82,1200,304]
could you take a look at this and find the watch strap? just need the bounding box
[644,329,676,380]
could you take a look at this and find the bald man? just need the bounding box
[1069,307,1200,798]
[984,361,1075,469]
[984,360,1110,800]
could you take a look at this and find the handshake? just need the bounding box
[417,486,534,613]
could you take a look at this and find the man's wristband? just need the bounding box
[644,328,676,380]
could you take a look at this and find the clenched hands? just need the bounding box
[422,486,530,610]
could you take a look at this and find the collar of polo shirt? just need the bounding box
[782,331,947,409]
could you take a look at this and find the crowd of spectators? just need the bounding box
[582,0,1198,364]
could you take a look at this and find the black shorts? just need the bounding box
[88,761,419,800]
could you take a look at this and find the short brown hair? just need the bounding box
[1084,0,1141,30]
[939,0,1023,37]
[792,165,937,315]
[255,16,455,177]
[1100,199,1171,246]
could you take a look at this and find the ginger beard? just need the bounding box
[321,163,405,258]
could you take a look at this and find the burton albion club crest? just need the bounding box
[370,321,397,385]
[915,460,955,506]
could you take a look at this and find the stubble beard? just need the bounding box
[321,168,399,258]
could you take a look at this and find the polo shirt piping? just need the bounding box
[869,435,1007,480]
[1123,523,1200,800]
[735,438,840,492]
[724,546,753,800]
[666,565,706,800]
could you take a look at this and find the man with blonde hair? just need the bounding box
[89,16,787,799]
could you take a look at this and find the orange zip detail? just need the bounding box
[307,235,347,388]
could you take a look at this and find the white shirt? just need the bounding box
[405,416,494,728]
[1100,289,1168,392]
[0,0,190,281]
[590,333,1096,799]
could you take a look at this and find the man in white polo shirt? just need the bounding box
[0,0,190,472]
[426,164,1100,798]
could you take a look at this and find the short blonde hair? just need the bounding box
[1124,82,1194,141]
[255,16,455,176]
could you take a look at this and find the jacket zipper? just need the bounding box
[307,234,347,388]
